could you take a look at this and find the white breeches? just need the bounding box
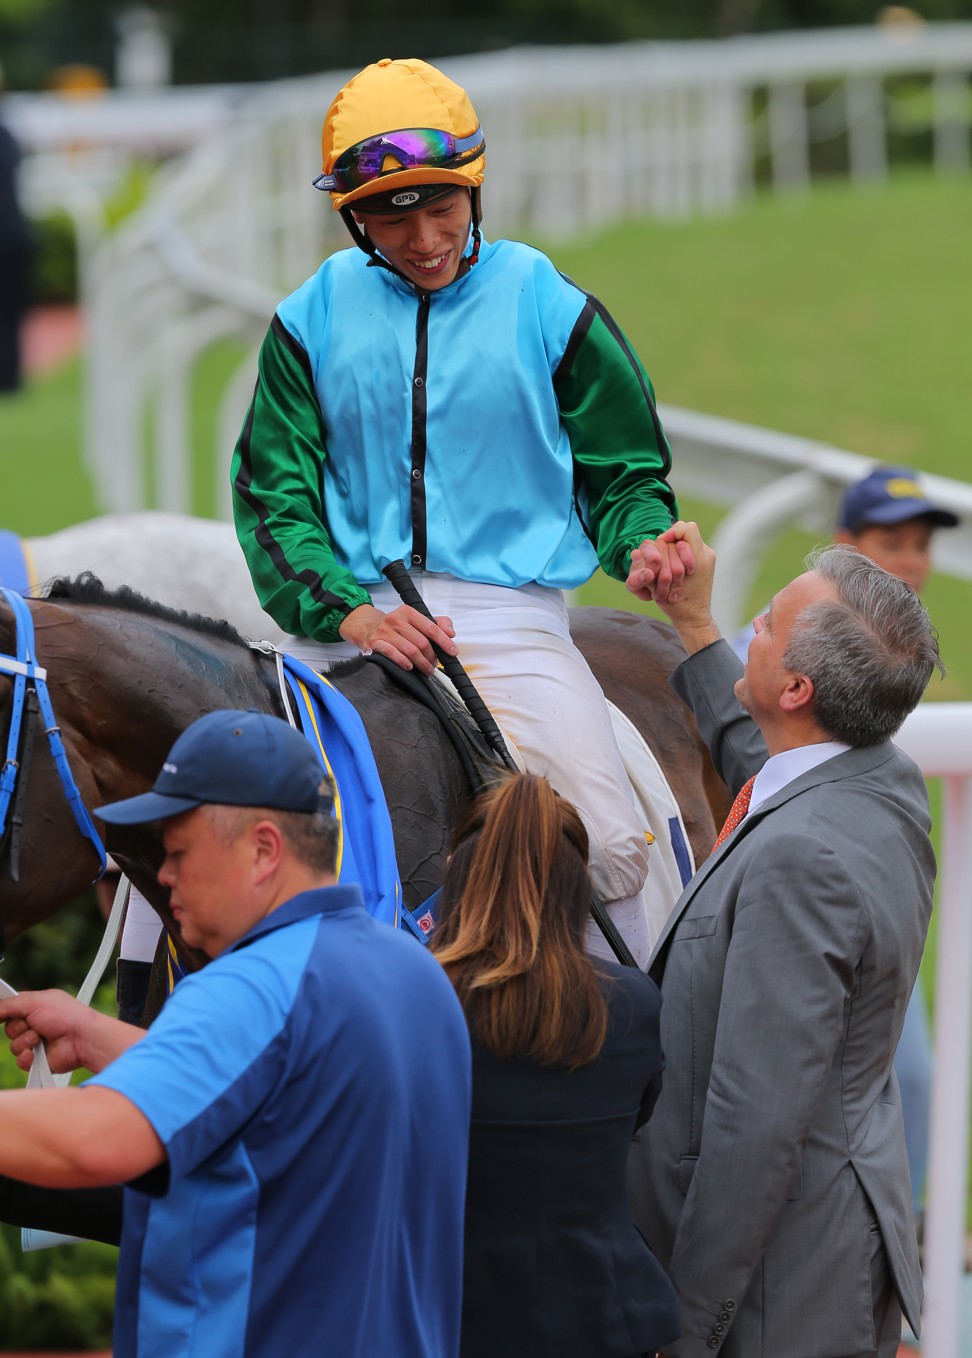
[285,576,654,966]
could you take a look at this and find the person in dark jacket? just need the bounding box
[432,773,680,1358]
[0,71,30,393]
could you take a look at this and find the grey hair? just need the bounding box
[782,543,943,747]
[204,785,339,875]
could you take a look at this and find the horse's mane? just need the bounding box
[326,655,369,679]
[43,572,249,647]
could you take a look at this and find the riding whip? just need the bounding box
[380,560,518,771]
[380,562,638,969]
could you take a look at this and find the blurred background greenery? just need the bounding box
[1,0,972,88]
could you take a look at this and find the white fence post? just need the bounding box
[934,71,971,173]
[896,707,972,1358]
[768,82,811,191]
[846,75,887,183]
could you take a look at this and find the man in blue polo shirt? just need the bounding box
[0,709,472,1358]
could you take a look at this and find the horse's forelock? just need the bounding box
[43,572,249,646]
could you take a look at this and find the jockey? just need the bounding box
[231,57,691,965]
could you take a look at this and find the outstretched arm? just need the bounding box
[628,522,767,790]
[0,1087,163,1188]
[0,991,163,1189]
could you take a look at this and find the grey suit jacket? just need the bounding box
[628,640,934,1358]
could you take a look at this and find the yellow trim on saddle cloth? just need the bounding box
[295,674,345,882]
[281,657,402,930]
[21,541,39,594]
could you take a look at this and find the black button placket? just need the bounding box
[409,293,431,569]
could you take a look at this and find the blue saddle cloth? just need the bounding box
[166,655,420,990]
[281,654,401,928]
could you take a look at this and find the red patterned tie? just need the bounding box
[711,775,757,854]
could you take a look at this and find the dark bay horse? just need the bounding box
[0,580,730,972]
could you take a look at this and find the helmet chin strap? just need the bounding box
[340,207,394,272]
[469,187,483,267]
[339,187,483,285]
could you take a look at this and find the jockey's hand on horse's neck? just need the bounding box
[339,603,457,675]
[631,521,721,657]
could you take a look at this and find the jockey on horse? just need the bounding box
[231,57,693,965]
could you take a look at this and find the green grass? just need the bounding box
[549,170,972,472]
[0,359,96,536]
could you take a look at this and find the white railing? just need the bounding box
[7,26,970,515]
[895,707,972,1358]
[661,404,972,631]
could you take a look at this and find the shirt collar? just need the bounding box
[227,882,364,953]
[749,742,851,816]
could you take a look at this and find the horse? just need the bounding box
[0,578,731,978]
[2,512,289,647]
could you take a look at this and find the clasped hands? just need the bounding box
[625,522,721,655]
[625,529,696,607]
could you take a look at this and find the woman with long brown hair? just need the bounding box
[432,773,680,1358]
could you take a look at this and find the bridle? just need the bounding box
[0,586,106,889]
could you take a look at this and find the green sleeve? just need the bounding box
[231,316,371,642]
[554,298,678,581]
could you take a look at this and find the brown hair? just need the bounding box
[431,773,608,1069]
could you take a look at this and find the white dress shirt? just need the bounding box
[749,741,850,817]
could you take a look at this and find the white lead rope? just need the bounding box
[0,871,130,1091]
[0,872,131,1251]
[74,870,130,1014]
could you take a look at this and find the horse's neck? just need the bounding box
[48,610,279,798]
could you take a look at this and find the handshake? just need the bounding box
[625,522,722,658]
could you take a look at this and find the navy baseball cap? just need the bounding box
[96,709,334,826]
[838,466,959,532]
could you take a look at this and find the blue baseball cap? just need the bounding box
[838,466,959,532]
[95,709,334,825]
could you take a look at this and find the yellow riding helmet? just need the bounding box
[318,58,485,213]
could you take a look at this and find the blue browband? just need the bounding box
[0,587,106,884]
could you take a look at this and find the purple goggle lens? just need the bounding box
[314,125,484,194]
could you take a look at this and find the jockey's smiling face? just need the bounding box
[157,807,266,958]
[354,189,472,290]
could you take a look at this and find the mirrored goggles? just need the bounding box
[314,126,485,194]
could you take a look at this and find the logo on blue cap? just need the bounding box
[838,466,959,532]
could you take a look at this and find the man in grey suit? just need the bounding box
[626,521,942,1358]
